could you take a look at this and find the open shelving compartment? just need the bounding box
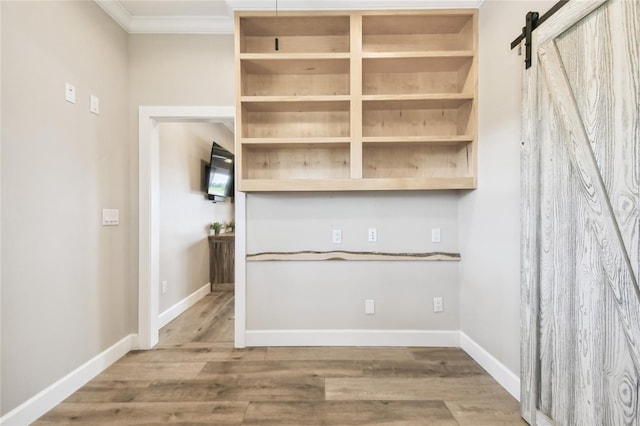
[239,15,351,54]
[361,12,475,53]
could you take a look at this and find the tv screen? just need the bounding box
[208,164,231,197]
[205,142,234,202]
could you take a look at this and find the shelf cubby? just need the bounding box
[362,97,474,138]
[239,15,351,54]
[241,143,351,180]
[241,56,350,96]
[362,13,474,53]
[241,99,350,139]
[362,55,473,95]
[363,142,473,179]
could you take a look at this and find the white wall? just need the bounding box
[159,122,234,312]
[459,0,555,375]
[246,192,460,334]
[1,1,129,415]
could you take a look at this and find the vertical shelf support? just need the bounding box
[350,15,363,179]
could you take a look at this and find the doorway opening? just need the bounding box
[137,106,245,350]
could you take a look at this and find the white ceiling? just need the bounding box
[96,0,484,34]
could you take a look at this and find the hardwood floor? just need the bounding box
[35,288,525,425]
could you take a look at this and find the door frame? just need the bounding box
[137,106,245,350]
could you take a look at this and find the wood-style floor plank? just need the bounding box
[193,296,235,342]
[62,380,151,404]
[36,291,524,425]
[159,291,233,345]
[131,377,325,402]
[360,358,486,378]
[409,347,481,362]
[121,347,266,363]
[266,346,414,361]
[198,360,364,379]
[33,402,248,425]
[242,401,459,425]
[445,398,528,425]
[93,362,207,381]
[325,376,511,401]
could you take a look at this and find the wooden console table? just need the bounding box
[208,232,234,288]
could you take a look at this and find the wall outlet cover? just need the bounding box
[332,228,342,244]
[365,299,375,315]
[431,228,441,243]
[433,297,444,313]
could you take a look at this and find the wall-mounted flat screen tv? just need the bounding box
[204,142,234,202]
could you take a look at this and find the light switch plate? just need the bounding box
[65,83,76,104]
[431,228,441,243]
[332,229,342,244]
[102,208,119,226]
[90,94,99,114]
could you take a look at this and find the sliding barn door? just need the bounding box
[521,0,639,424]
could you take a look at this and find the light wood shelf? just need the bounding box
[240,177,476,192]
[235,10,477,191]
[240,137,351,147]
[241,96,351,108]
[362,51,474,59]
[362,94,474,105]
[362,136,473,145]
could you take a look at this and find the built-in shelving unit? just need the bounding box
[235,10,477,191]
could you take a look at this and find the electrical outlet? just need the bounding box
[332,229,342,244]
[365,299,375,315]
[161,281,168,295]
[433,297,444,313]
[431,228,441,243]
[368,228,377,242]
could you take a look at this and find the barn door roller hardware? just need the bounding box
[510,0,568,69]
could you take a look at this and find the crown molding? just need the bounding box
[96,1,234,34]
[226,0,484,10]
[96,0,133,32]
[96,0,483,34]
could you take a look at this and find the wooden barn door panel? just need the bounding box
[521,0,639,424]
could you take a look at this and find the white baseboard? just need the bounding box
[245,329,460,347]
[158,283,211,328]
[0,334,135,426]
[460,331,520,401]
